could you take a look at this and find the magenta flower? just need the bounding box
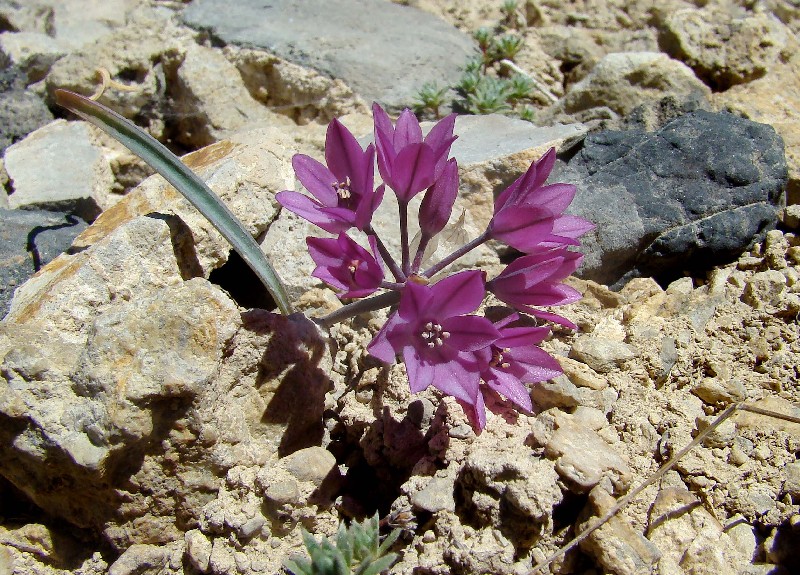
[487,247,583,329]
[276,119,383,233]
[480,314,562,411]
[368,271,500,406]
[373,103,457,202]
[489,148,594,250]
[306,234,384,299]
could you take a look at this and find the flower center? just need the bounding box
[333,177,352,200]
[420,321,450,348]
[489,347,511,369]
[347,259,360,275]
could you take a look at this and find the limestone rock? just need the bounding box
[0,31,67,84]
[531,408,631,492]
[167,43,295,149]
[0,66,53,155]
[225,46,369,125]
[579,486,661,575]
[570,335,636,373]
[182,0,476,112]
[662,8,793,90]
[647,487,749,575]
[557,52,710,117]
[44,6,196,135]
[4,120,115,220]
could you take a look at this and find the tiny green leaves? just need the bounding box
[285,514,400,575]
[55,89,293,315]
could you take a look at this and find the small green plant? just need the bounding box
[284,514,401,575]
[500,0,521,28]
[465,76,512,115]
[413,82,449,119]
[456,69,482,97]
[518,104,536,122]
[506,73,535,107]
[491,34,524,62]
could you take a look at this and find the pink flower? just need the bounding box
[373,103,457,202]
[489,148,593,251]
[277,119,383,233]
[487,247,583,329]
[368,271,500,406]
[306,234,384,299]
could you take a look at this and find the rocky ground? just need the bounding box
[1,1,799,574]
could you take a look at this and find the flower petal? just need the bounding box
[276,191,348,233]
[419,158,458,238]
[490,206,554,252]
[390,143,436,202]
[367,311,403,362]
[427,270,486,318]
[325,119,368,193]
[485,369,533,412]
[440,316,500,352]
[394,108,423,149]
[292,155,337,206]
[403,345,434,393]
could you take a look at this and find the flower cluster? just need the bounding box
[277,104,593,429]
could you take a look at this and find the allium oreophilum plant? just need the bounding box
[277,103,593,429]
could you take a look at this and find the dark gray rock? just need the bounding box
[181,0,475,112]
[564,110,786,287]
[0,66,54,155]
[0,209,88,319]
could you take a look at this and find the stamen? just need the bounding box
[420,321,447,348]
[333,176,352,199]
[347,259,360,274]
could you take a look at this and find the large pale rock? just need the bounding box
[4,120,115,220]
[168,43,295,149]
[662,8,793,90]
[44,6,196,134]
[579,486,661,575]
[182,0,476,112]
[531,408,631,493]
[225,47,369,125]
[0,31,67,84]
[558,52,710,117]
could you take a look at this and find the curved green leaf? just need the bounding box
[55,89,293,315]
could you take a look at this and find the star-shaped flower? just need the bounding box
[277,118,383,233]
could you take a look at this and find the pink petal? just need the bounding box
[552,215,595,239]
[418,158,458,238]
[367,311,403,363]
[325,119,368,191]
[430,355,480,405]
[427,270,486,318]
[277,191,348,233]
[394,109,423,149]
[486,370,533,412]
[390,143,436,202]
[521,183,576,214]
[398,281,433,321]
[292,155,337,206]
[490,206,554,252]
[440,316,500,352]
[497,326,551,348]
[403,346,434,393]
[519,307,578,330]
